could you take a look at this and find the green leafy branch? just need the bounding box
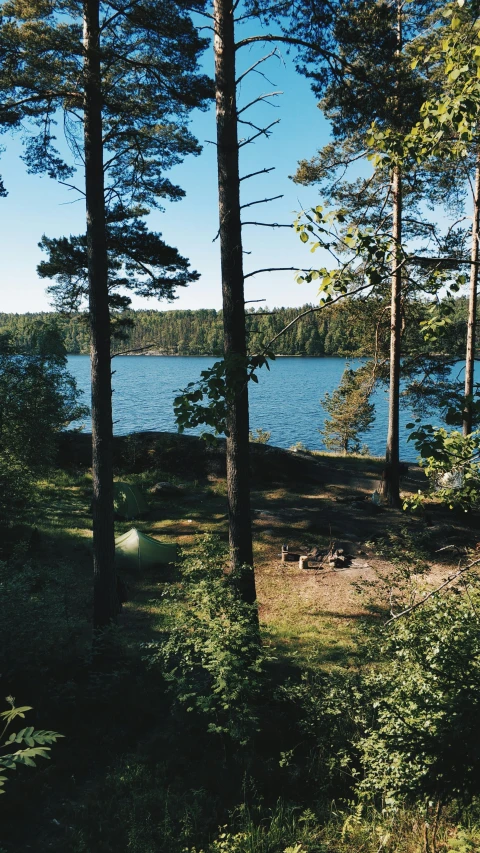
[173,352,274,437]
[294,205,395,298]
[406,420,480,510]
[0,697,63,793]
[367,5,480,166]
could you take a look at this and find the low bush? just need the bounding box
[357,579,480,809]
[143,536,264,745]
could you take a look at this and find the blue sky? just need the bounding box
[0,22,334,315]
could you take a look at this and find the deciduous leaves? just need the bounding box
[0,698,63,792]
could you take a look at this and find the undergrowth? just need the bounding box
[2,464,480,852]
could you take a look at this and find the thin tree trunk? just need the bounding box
[382,0,403,508]
[463,152,480,436]
[84,0,117,627]
[213,0,256,604]
[382,163,402,508]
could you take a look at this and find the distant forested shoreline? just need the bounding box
[0,298,468,358]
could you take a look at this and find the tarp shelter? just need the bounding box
[115,528,177,571]
[113,482,149,519]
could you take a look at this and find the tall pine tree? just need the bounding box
[0,0,211,627]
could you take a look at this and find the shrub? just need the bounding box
[407,424,480,511]
[249,429,271,444]
[143,536,264,745]
[357,580,480,808]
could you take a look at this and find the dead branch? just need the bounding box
[237,91,282,115]
[240,166,275,182]
[244,266,308,279]
[245,298,266,303]
[111,343,158,358]
[410,255,480,268]
[236,49,281,86]
[240,194,283,210]
[234,34,362,80]
[238,119,280,147]
[384,557,480,626]
[57,180,85,196]
[242,221,292,228]
[260,280,374,352]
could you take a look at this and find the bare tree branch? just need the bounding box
[242,220,293,227]
[238,119,280,147]
[385,557,480,626]
[410,255,480,268]
[261,280,374,352]
[240,166,275,182]
[236,49,281,86]
[58,180,85,196]
[240,194,283,210]
[111,343,159,358]
[237,91,282,115]
[244,266,308,279]
[234,34,359,80]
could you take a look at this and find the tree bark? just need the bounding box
[84,0,118,627]
[382,163,402,508]
[463,152,480,437]
[213,0,256,604]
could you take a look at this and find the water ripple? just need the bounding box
[67,355,421,461]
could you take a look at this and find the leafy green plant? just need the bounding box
[407,422,480,510]
[143,536,264,744]
[357,580,480,808]
[174,354,274,438]
[447,827,480,852]
[402,490,425,513]
[249,429,271,444]
[185,802,325,853]
[0,697,63,792]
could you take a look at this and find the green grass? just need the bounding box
[2,433,479,853]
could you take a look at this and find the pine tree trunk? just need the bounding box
[84,0,117,627]
[463,153,480,437]
[382,163,402,508]
[213,0,256,604]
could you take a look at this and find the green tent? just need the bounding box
[113,482,149,519]
[115,528,177,571]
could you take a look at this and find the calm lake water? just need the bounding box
[67,355,420,461]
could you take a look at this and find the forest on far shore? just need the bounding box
[0,297,470,357]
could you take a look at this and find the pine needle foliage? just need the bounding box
[320,367,374,455]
